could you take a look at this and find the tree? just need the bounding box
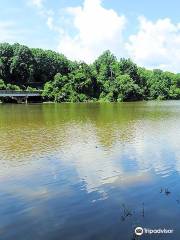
[0,43,13,82]
[119,58,140,84]
[10,43,35,86]
[115,74,143,101]
[137,67,154,99]
[32,48,70,85]
[93,50,117,94]
[69,62,95,97]
[148,70,172,99]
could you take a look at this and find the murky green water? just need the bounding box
[0,102,180,240]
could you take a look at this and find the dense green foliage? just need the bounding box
[0,43,180,102]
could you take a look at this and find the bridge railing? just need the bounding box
[0,90,42,95]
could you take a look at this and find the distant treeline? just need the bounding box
[0,42,180,102]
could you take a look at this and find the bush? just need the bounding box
[6,84,21,91]
[0,79,6,90]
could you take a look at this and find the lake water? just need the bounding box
[0,102,180,240]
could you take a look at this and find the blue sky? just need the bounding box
[0,0,180,72]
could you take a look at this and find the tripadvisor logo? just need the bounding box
[135,227,143,236]
[134,226,174,236]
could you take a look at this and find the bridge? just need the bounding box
[0,90,42,103]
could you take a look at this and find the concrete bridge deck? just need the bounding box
[0,90,41,97]
[0,90,42,103]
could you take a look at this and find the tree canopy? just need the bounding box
[0,43,180,102]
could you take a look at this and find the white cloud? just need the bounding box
[29,0,44,9]
[0,21,19,42]
[28,0,55,27]
[57,0,126,62]
[126,16,180,72]
[0,20,41,45]
[28,0,180,72]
